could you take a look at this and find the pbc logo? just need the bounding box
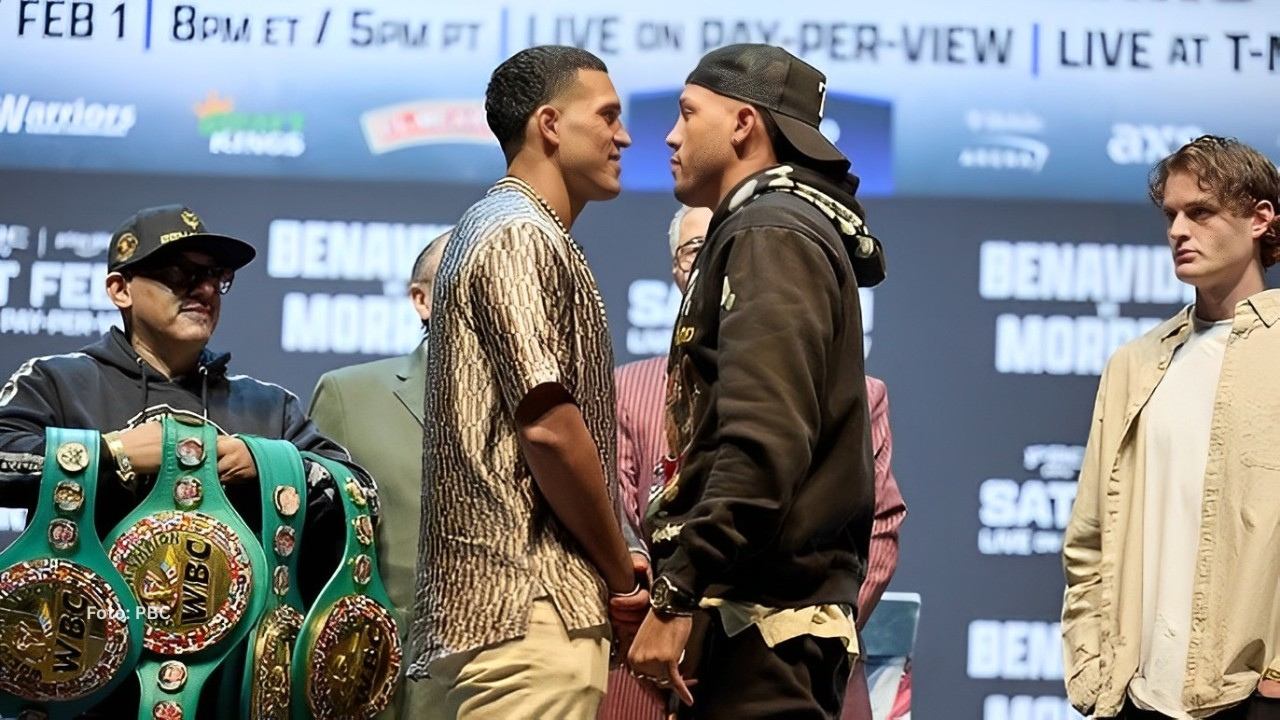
[1107,123,1204,165]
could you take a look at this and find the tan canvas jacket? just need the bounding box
[1063,288,1280,718]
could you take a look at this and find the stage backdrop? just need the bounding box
[2,1,1277,718]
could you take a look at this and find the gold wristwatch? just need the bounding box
[102,430,137,490]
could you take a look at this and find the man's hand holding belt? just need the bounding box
[104,422,259,487]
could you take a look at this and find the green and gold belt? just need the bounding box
[0,428,146,719]
[292,452,401,720]
[104,416,268,720]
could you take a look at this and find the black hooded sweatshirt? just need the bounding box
[648,163,886,616]
[0,328,371,715]
[0,327,371,602]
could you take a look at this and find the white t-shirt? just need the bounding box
[1129,314,1232,718]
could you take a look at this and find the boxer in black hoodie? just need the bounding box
[629,45,887,720]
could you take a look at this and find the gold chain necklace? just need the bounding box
[493,175,606,313]
[495,176,570,236]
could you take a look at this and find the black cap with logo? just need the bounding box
[686,44,849,175]
[108,205,256,274]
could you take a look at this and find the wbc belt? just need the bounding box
[292,453,400,720]
[0,428,145,720]
[104,416,268,720]
[230,435,307,720]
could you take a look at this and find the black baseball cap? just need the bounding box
[686,44,849,174]
[108,205,256,274]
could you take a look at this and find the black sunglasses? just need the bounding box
[129,262,235,295]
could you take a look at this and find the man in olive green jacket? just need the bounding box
[308,231,448,719]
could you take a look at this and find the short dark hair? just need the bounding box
[1149,135,1280,268]
[749,103,809,169]
[750,103,780,146]
[485,46,608,160]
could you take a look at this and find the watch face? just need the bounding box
[652,579,670,607]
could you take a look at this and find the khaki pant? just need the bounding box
[419,597,610,720]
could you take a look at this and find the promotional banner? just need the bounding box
[1,0,1277,199]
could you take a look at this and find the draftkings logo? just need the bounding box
[194,91,305,158]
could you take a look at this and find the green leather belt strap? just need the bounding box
[104,416,268,720]
[0,428,145,720]
[233,435,307,720]
[240,436,306,613]
[292,452,401,720]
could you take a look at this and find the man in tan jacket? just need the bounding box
[1062,136,1280,720]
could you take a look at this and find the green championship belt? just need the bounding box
[291,453,400,720]
[104,416,268,720]
[0,428,146,719]
[232,435,307,720]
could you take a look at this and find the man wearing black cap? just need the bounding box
[628,45,886,720]
[0,204,368,714]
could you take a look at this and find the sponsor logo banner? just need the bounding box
[0,93,136,138]
[195,91,306,158]
[360,99,494,154]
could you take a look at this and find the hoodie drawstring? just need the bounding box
[199,366,209,420]
[135,355,210,420]
[136,356,150,411]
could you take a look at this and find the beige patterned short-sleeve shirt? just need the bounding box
[407,179,618,674]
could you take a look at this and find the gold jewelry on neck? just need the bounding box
[496,176,569,235]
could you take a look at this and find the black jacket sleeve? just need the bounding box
[0,358,62,508]
[659,227,841,597]
[0,357,133,535]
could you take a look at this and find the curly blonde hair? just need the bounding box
[1148,135,1280,268]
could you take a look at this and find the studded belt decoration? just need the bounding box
[228,435,307,720]
[104,416,268,720]
[292,453,401,720]
[0,428,146,719]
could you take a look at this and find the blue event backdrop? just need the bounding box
[1,1,1277,718]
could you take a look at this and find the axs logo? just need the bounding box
[1106,123,1204,165]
